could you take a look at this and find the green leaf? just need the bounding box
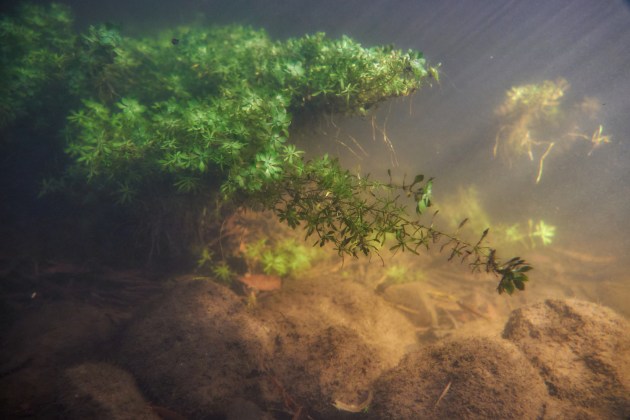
[410,174,424,187]
[498,278,515,295]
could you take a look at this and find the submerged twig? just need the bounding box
[456,300,490,321]
[535,141,555,184]
[371,114,399,167]
[434,380,452,407]
[333,390,373,413]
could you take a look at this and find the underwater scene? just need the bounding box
[1,0,629,418]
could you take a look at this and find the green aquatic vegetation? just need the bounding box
[195,246,234,283]
[0,3,75,128]
[494,78,610,183]
[212,261,235,284]
[1,3,531,294]
[271,161,529,294]
[196,247,214,269]
[375,263,426,293]
[437,185,556,251]
[496,79,567,119]
[503,219,556,248]
[529,219,556,247]
[494,256,532,295]
[494,79,568,183]
[385,264,410,282]
[435,186,492,236]
[243,238,318,277]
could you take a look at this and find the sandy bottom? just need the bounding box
[1,260,629,419]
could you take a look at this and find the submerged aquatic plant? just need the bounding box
[494,78,611,183]
[569,124,612,156]
[243,238,318,277]
[212,261,235,284]
[504,219,556,248]
[0,3,75,128]
[530,219,556,247]
[437,185,557,252]
[494,78,568,183]
[1,3,531,294]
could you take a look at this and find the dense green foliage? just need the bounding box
[62,26,428,203]
[1,3,530,294]
[0,3,75,127]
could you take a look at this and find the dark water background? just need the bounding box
[6,0,630,295]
